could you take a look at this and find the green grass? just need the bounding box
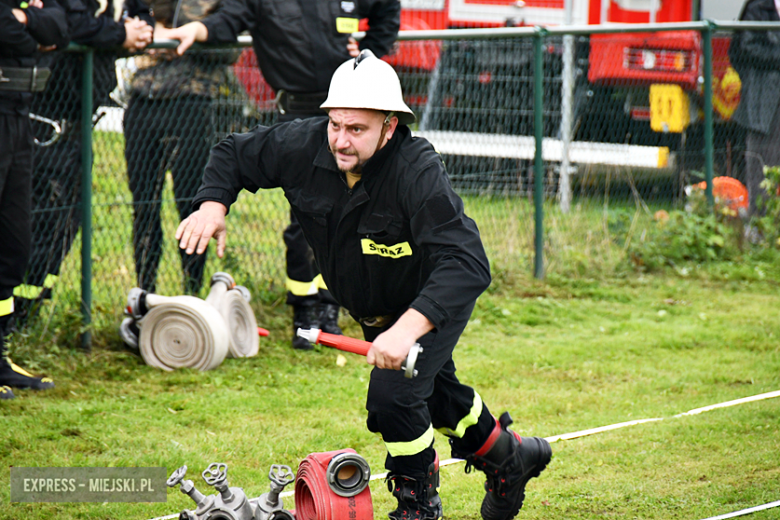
[8,132,780,519]
[3,273,779,520]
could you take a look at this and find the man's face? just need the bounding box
[327,108,397,173]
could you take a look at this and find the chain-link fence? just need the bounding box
[18,22,780,339]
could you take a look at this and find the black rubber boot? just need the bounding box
[292,304,319,350]
[318,303,343,336]
[0,316,55,391]
[386,453,442,520]
[0,356,55,390]
[0,385,15,400]
[453,412,551,520]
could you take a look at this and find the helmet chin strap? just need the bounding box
[373,111,395,155]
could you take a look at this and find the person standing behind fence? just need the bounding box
[731,0,780,219]
[0,0,69,399]
[123,0,241,300]
[12,0,154,326]
[164,0,401,350]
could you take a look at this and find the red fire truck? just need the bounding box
[235,1,747,190]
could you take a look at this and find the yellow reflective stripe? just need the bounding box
[435,392,483,439]
[10,362,35,378]
[0,297,13,317]
[44,274,58,288]
[14,284,43,299]
[384,424,434,457]
[314,274,329,291]
[285,277,319,297]
[361,239,413,258]
[12,275,58,299]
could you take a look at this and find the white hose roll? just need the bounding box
[206,274,259,358]
[138,295,229,371]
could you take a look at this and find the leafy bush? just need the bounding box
[626,190,743,271]
[754,165,780,248]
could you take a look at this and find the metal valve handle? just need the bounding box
[202,462,228,486]
[268,464,294,488]
[167,465,188,487]
[401,343,422,379]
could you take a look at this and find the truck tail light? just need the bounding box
[624,48,691,73]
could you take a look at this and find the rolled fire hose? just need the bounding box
[205,272,259,358]
[297,328,422,378]
[135,291,229,372]
[294,449,373,520]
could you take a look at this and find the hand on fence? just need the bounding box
[175,201,228,258]
[162,21,209,56]
[123,17,153,51]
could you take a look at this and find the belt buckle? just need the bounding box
[0,68,9,84]
[361,315,393,328]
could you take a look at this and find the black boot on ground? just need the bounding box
[0,385,15,400]
[0,356,55,390]
[318,303,343,335]
[453,412,551,520]
[387,454,442,520]
[292,304,319,350]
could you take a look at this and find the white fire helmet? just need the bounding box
[320,50,416,126]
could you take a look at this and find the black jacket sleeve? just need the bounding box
[193,123,290,212]
[404,161,492,329]
[65,0,153,48]
[130,0,154,27]
[24,0,69,48]
[202,0,252,43]
[359,0,400,59]
[0,6,39,55]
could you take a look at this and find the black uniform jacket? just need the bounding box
[202,0,400,93]
[64,0,153,47]
[31,0,153,122]
[732,0,780,134]
[193,118,492,330]
[0,0,69,114]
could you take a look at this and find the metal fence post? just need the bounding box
[702,21,714,209]
[533,27,546,280]
[80,49,93,351]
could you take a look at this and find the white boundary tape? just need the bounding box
[149,390,779,520]
[675,390,780,417]
[371,389,780,481]
[698,500,780,520]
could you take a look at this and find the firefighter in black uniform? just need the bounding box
[175,51,552,520]
[0,0,69,399]
[13,0,153,325]
[165,0,401,349]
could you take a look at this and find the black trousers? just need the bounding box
[745,105,780,216]
[124,95,212,294]
[361,302,495,479]
[17,125,82,319]
[0,112,34,341]
[278,110,338,308]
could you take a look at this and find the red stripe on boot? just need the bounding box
[475,419,503,457]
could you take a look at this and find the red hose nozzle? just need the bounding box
[296,328,421,378]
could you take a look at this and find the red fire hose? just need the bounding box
[294,449,374,520]
[296,328,422,378]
